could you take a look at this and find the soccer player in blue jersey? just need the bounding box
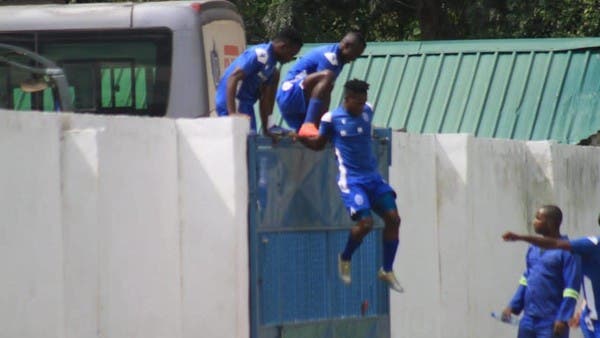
[215,27,302,133]
[299,79,403,292]
[504,212,600,338]
[501,205,583,338]
[276,31,366,137]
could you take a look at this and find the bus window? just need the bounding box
[0,29,172,116]
[134,67,149,110]
[0,66,8,109]
[13,88,31,110]
[0,43,70,112]
[100,61,134,112]
[61,62,96,111]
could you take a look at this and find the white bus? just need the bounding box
[0,0,246,117]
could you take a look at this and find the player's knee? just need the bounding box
[318,70,335,85]
[360,217,374,233]
[389,214,401,228]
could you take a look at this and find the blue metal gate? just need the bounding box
[248,129,392,338]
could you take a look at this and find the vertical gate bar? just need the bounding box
[247,134,260,338]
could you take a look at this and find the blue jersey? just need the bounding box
[215,42,277,108]
[509,237,582,322]
[319,103,379,183]
[570,236,600,321]
[283,44,344,82]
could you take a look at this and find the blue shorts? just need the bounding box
[581,307,600,338]
[338,176,397,221]
[216,101,256,131]
[276,79,306,131]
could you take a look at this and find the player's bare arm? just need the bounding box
[226,67,245,115]
[259,69,279,136]
[502,231,572,250]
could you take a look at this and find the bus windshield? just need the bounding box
[0,28,172,116]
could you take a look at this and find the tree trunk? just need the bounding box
[418,0,455,40]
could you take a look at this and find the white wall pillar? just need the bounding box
[0,112,64,338]
[390,132,440,338]
[95,118,181,338]
[176,116,250,338]
[62,129,100,338]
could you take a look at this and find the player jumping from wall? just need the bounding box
[504,212,600,338]
[299,79,403,293]
[215,27,302,134]
[501,205,582,338]
[276,31,365,137]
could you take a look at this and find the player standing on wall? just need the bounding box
[501,205,582,338]
[504,212,600,338]
[299,79,403,293]
[215,27,302,134]
[276,31,365,137]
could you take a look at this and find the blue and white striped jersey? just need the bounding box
[571,236,600,321]
[283,43,344,82]
[216,42,277,106]
[319,103,379,182]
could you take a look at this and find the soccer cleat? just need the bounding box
[298,122,319,137]
[378,268,404,293]
[338,254,352,285]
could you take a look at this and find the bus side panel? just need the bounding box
[0,4,132,32]
[201,20,245,116]
[132,5,204,118]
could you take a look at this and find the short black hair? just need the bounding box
[344,79,369,95]
[274,27,303,48]
[346,30,366,48]
[541,205,563,226]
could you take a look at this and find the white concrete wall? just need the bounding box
[1,108,599,338]
[177,118,249,338]
[0,110,249,338]
[0,113,63,338]
[390,132,600,338]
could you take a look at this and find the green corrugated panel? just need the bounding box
[271,38,600,143]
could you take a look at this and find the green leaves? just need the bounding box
[48,0,600,42]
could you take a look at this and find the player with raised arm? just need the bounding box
[501,205,582,338]
[504,213,600,338]
[215,27,302,134]
[276,31,365,137]
[299,79,403,292]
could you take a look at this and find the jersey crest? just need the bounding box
[324,52,338,66]
[255,48,269,64]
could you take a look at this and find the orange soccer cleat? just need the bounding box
[298,122,319,137]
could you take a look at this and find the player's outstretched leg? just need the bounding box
[298,70,334,137]
[338,212,373,285]
[377,207,403,293]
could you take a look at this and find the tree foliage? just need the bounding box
[231,0,600,43]
[24,0,600,43]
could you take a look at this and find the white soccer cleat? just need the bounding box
[378,267,404,293]
[338,254,352,285]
